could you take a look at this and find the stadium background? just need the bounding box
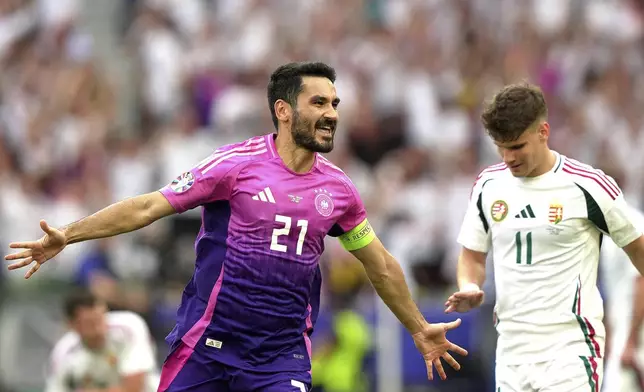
[0,0,642,391]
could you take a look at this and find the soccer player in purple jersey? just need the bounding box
[6,62,467,391]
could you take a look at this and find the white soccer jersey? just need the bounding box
[458,152,642,364]
[46,311,159,392]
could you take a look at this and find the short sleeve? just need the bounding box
[159,151,241,213]
[457,177,492,253]
[333,180,375,251]
[599,194,642,248]
[336,184,367,233]
[574,172,642,248]
[118,314,156,376]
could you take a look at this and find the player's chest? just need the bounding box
[228,174,349,235]
[483,186,589,249]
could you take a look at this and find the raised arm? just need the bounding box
[6,143,246,278]
[65,191,175,244]
[5,191,176,278]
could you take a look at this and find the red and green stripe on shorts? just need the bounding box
[572,276,601,391]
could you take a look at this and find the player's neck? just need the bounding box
[528,149,556,177]
[274,133,316,173]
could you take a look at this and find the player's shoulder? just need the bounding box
[559,154,621,200]
[471,162,510,191]
[315,154,358,192]
[196,134,272,174]
[50,329,82,365]
[106,311,151,337]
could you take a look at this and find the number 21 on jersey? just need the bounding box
[271,214,309,255]
[515,231,533,265]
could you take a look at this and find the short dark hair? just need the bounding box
[64,290,100,320]
[481,82,548,142]
[267,61,337,129]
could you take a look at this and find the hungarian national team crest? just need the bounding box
[314,189,334,217]
[491,200,508,222]
[170,171,195,193]
[549,203,563,224]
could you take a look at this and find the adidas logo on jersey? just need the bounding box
[252,187,276,203]
[515,205,536,219]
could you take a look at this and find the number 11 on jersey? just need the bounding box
[515,231,533,265]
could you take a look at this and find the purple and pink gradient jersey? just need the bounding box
[159,133,367,373]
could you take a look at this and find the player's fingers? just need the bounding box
[426,360,433,381]
[453,291,481,299]
[444,304,457,314]
[450,342,468,357]
[7,257,33,270]
[4,249,33,261]
[443,318,462,331]
[25,262,40,279]
[434,358,447,380]
[40,220,53,234]
[8,241,39,249]
[442,353,460,371]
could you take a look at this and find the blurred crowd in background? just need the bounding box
[1,0,644,391]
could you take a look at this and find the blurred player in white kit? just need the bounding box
[45,290,160,392]
[601,206,644,392]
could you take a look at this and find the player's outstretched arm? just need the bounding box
[351,237,468,381]
[5,191,176,278]
[444,247,487,314]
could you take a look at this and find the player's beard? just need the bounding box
[291,110,335,153]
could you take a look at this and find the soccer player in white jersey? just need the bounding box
[443,83,644,392]
[600,206,644,391]
[46,290,159,392]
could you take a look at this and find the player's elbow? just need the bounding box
[136,192,175,225]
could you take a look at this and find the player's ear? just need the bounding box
[538,122,550,142]
[274,99,293,124]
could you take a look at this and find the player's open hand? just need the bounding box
[444,286,485,314]
[412,319,468,381]
[5,220,67,279]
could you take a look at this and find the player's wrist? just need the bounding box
[460,283,481,292]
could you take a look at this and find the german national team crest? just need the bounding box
[549,203,563,224]
[170,171,195,193]
[314,189,334,217]
[491,200,508,222]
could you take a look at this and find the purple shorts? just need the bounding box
[157,341,312,392]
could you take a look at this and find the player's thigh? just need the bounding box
[539,356,603,392]
[158,341,231,392]
[234,370,312,392]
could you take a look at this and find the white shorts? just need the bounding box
[496,356,603,392]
